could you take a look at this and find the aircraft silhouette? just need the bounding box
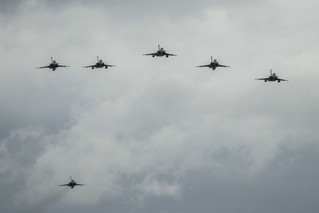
[143,45,177,57]
[83,56,115,69]
[256,70,288,82]
[196,57,229,70]
[36,57,70,71]
[58,177,85,189]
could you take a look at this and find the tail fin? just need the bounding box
[97,56,99,62]
[51,57,53,62]
[270,69,272,75]
[158,44,160,50]
[211,56,213,62]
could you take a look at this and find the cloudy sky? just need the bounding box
[1,0,319,213]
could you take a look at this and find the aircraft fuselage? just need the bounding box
[68,181,77,188]
[154,50,167,57]
[49,63,59,71]
[95,62,105,68]
[91,60,109,69]
[208,62,219,70]
[266,74,280,82]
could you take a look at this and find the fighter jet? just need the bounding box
[58,177,85,189]
[83,56,115,69]
[196,57,229,70]
[256,70,288,82]
[36,57,70,71]
[143,45,177,57]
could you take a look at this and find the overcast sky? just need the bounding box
[1,0,319,213]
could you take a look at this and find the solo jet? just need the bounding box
[36,57,70,71]
[256,70,288,82]
[83,56,115,69]
[143,45,177,57]
[58,177,85,189]
[196,57,229,70]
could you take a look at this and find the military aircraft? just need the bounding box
[143,45,177,57]
[256,70,288,82]
[196,57,229,70]
[36,57,70,71]
[83,56,115,69]
[58,177,85,189]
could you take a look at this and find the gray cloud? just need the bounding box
[0,0,254,16]
[1,0,319,213]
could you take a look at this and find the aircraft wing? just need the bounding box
[58,184,69,186]
[83,65,95,68]
[196,64,210,68]
[143,53,156,56]
[37,65,50,69]
[278,78,288,81]
[75,183,85,186]
[218,64,229,67]
[255,77,269,81]
[57,65,70,67]
[166,53,177,56]
[105,64,115,67]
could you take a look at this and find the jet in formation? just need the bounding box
[256,70,288,82]
[196,57,229,70]
[58,177,85,189]
[83,56,115,69]
[36,57,70,71]
[143,45,177,57]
